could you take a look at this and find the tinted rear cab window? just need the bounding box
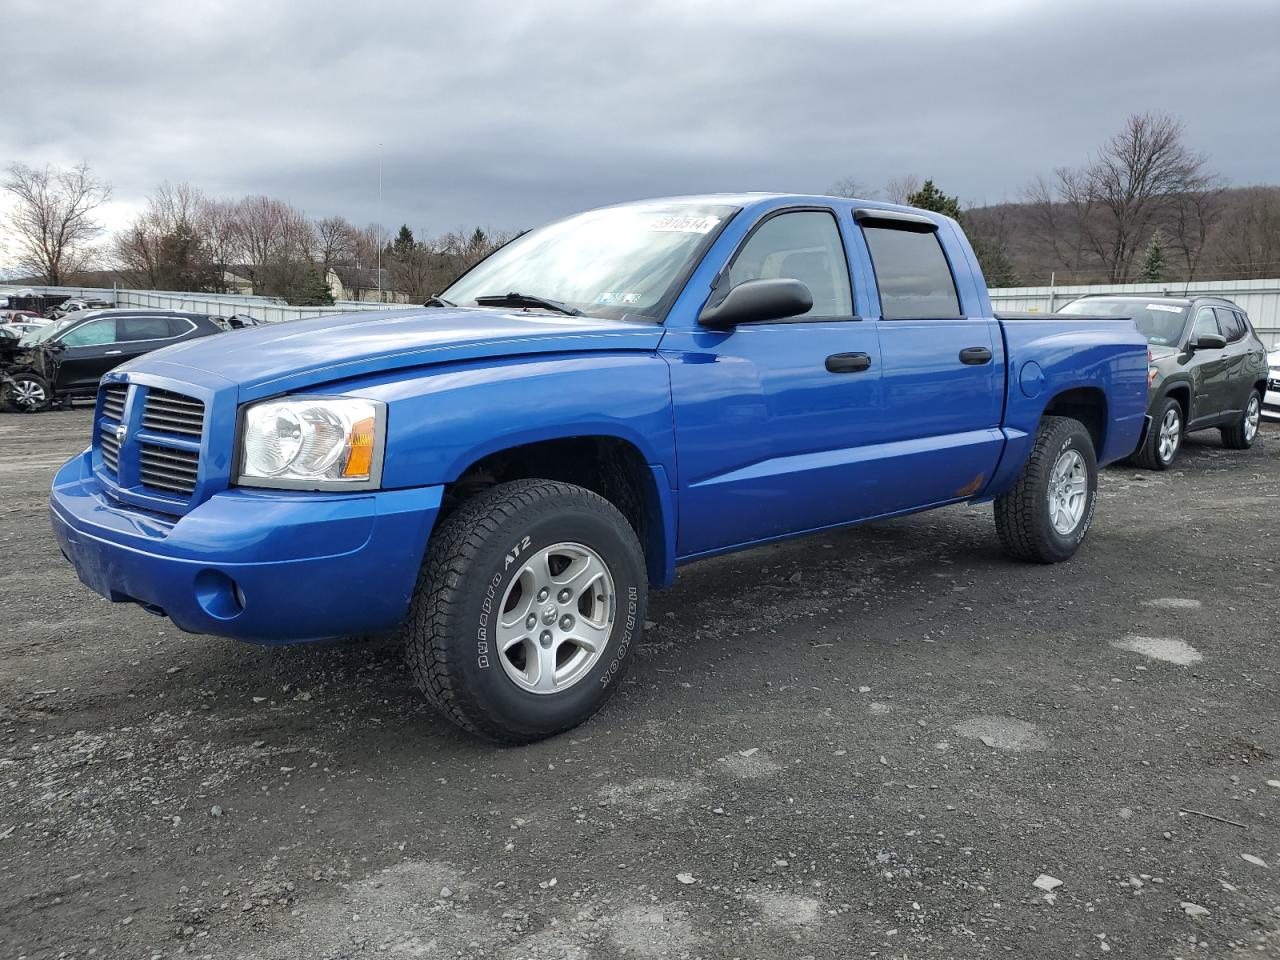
[861,224,962,319]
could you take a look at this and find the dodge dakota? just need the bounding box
[49,194,1149,742]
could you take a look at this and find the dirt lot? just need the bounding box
[2,408,1278,960]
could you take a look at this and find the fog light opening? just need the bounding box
[194,569,246,621]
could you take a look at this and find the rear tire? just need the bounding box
[1131,396,1182,470]
[1220,390,1261,450]
[403,479,647,743]
[2,371,51,413]
[995,416,1098,564]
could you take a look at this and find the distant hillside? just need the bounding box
[964,185,1280,288]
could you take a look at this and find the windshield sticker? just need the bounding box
[621,293,641,304]
[596,292,618,304]
[649,215,721,234]
[1146,304,1185,313]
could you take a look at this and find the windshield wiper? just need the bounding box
[423,295,455,307]
[474,292,582,316]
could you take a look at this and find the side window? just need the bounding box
[120,316,175,342]
[1214,307,1245,342]
[58,318,118,347]
[167,317,196,337]
[1190,307,1221,340]
[727,211,853,318]
[861,224,962,319]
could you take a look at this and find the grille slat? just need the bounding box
[101,384,128,422]
[142,389,205,437]
[139,443,200,495]
[99,426,120,473]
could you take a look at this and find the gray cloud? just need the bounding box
[6,0,1279,237]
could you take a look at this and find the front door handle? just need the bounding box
[959,346,992,365]
[826,352,872,373]
[104,349,122,356]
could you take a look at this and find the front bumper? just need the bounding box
[50,450,442,644]
[1264,381,1280,419]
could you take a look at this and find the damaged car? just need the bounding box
[1,309,225,412]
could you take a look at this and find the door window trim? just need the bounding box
[712,205,860,323]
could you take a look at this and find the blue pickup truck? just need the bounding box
[49,194,1148,742]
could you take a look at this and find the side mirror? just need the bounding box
[699,278,813,330]
[1190,333,1226,351]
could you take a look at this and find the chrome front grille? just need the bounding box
[142,389,205,437]
[139,443,199,495]
[101,383,128,421]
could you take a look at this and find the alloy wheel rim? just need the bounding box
[1157,408,1180,463]
[1245,396,1259,442]
[1047,449,1088,535]
[495,541,615,695]
[14,380,45,407]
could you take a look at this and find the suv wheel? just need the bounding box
[994,416,1098,564]
[3,372,51,413]
[403,479,647,743]
[1131,396,1182,470]
[1221,390,1262,450]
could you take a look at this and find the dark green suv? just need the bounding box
[1057,296,1268,469]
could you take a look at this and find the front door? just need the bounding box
[53,317,122,393]
[665,208,885,557]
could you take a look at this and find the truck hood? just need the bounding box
[119,306,665,400]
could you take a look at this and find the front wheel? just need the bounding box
[403,479,647,743]
[1220,390,1261,450]
[1131,396,1182,470]
[994,416,1098,564]
[2,371,51,413]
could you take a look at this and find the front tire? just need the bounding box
[1131,396,1182,470]
[2,371,51,413]
[403,479,647,743]
[995,416,1098,564]
[1220,390,1261,450]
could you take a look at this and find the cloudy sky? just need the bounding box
[4,0,1279,248]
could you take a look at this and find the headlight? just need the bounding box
[238,396,385,490]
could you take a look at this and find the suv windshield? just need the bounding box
[443,202,739,321]
[19,315,79,347]
[1058,298,1189,347]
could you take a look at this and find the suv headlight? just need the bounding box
[238,396,385,490]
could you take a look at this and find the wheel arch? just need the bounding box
[443,434,675,587]
[1041,386,1108,455]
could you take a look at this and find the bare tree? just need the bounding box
[1162,178,1227,280]
[313,215,356,279]
[113,182,217,289]
[827,177,872,199]
[1213,186,1280,280]
[882,174,921,205]
[3,162,111,284]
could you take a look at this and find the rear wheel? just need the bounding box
[994,416,1098,564]
[2,371,51,413]
[1131,396,1182,470]
[403,479,646,743]
[1220,390,1261,450]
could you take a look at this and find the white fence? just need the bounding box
[7,278,1280,347]
[989,278,1280,348]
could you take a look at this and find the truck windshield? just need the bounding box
[442,202,739,322]
[1058,298,1189,347]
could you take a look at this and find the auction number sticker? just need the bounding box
[649,215,721,233]
[1146,304,1184,313]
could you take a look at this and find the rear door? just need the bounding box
[1214,307,1256,415]
[854,212,1004,511]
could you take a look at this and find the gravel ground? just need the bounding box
[2,408,1278,960]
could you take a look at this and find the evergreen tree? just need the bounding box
[284,264,335,306]
[392,225,416,259]
[1141,229,1168,282]
[905,179,962,219]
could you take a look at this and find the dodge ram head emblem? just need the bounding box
[115,424,127,444]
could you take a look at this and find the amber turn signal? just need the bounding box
[342,416,376,478]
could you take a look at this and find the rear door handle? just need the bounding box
[104,349,122,355]
[826,352,872,373]
[959,346,992,365]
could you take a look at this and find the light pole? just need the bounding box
[376,143,383,304]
